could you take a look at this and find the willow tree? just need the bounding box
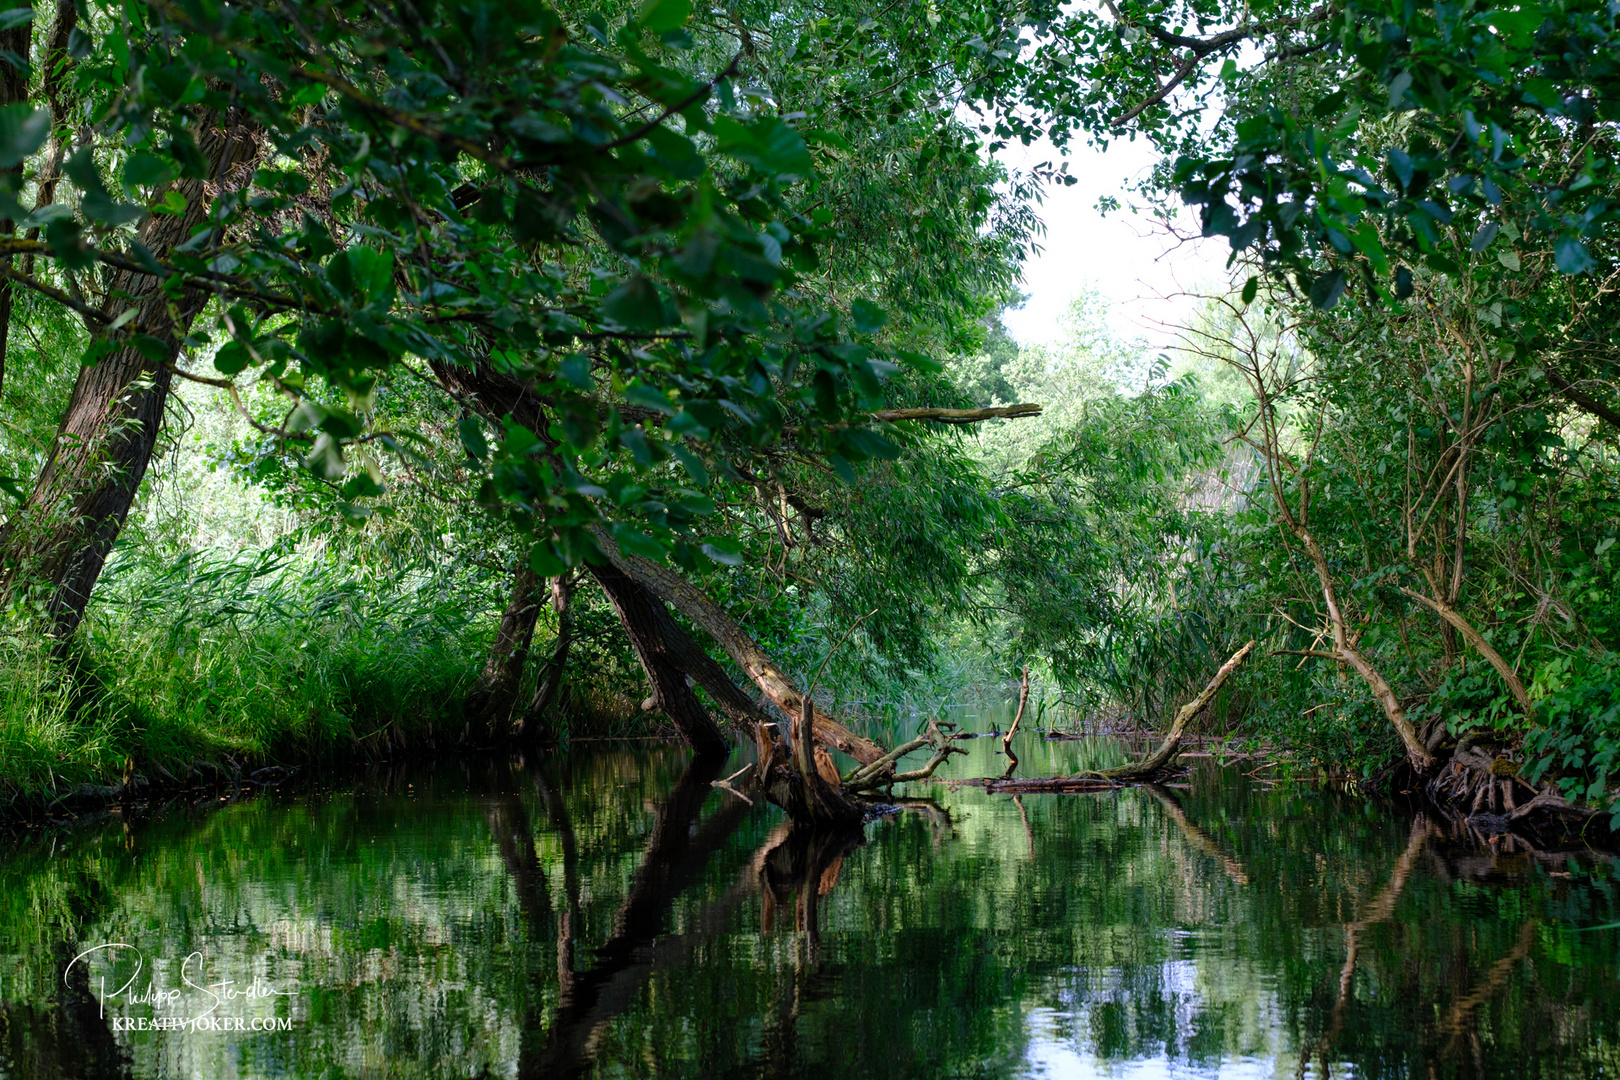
[0,0,1049,809]
[977,0,1620,805]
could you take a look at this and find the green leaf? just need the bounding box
[1497,249,1521,271]
[214,341,251,376]
[1394,265,1414,299]
[129,335,171,366]
[1387,148,1413,192]
[599,275,665,330]
[123,152,179,190]
[638,0,690,33]
[0,104,48,168]
[458,417,489,461]
[340,473,384,499]
[850,298,887,333]
[1308,269,1347,310]
[0,7,33,30]
[714,116,813,178]
[528,542,567,577]
[700,539,744,565]
[1554,236,1594,275]
[303,434,347,480]
[1240,276,1258,305]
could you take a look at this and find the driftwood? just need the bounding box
[843,720,966,793]
[958,642,1255,793]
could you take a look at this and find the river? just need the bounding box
[0,735,1614,1078]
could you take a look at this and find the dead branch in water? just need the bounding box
[844,720,966,793]
[1001,666,1031,779]
[1072,640,1255,781]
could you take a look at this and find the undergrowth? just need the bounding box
[0,546,491,805]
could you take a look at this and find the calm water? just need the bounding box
[1,735,1617,1079]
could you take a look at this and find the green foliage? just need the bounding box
[1523,650,1620,823]
[0,544,488,801]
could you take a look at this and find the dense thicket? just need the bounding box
[0,0,1615,821]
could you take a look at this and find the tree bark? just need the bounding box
[428,354,886,766]
[1546,362,1620,428]
[1074,640,1255,780]
[589,525,887,767]
[588,561,730,757]
[1293,525,1434,771]
[1399,587,1533,716]
[520,574,573,741]
[0,111,258,639]
[466,560,542,727]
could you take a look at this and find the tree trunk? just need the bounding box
[1399,587,1533,717]
[0,112,258,639]
[466,560,542,728]
[588,561,730,757]
[427,356,885,766]
[520,574,573,742]
[589,525,887,767]
[1294,525,1434,771]
[19,0,77,286]
[1076,640,1253,780]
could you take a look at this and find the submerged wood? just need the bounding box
[750,717,865,828]
[961,776,1125,794]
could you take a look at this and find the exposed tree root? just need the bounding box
[1417,730,1599,835]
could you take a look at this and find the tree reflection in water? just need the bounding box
[0,740,1616,1079]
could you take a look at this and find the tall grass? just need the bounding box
[0,546,493,805]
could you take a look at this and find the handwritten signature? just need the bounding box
[65,944,297,1024]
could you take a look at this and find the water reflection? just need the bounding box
[0,738,1615,1079]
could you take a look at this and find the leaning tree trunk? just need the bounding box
[0,111,258,640]
[589,525,887,767]
[590,561,730,757]
[427,354,890,769]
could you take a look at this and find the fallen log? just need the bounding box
[955,776,1124,794]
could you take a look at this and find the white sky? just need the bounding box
[995,134,1236,350]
